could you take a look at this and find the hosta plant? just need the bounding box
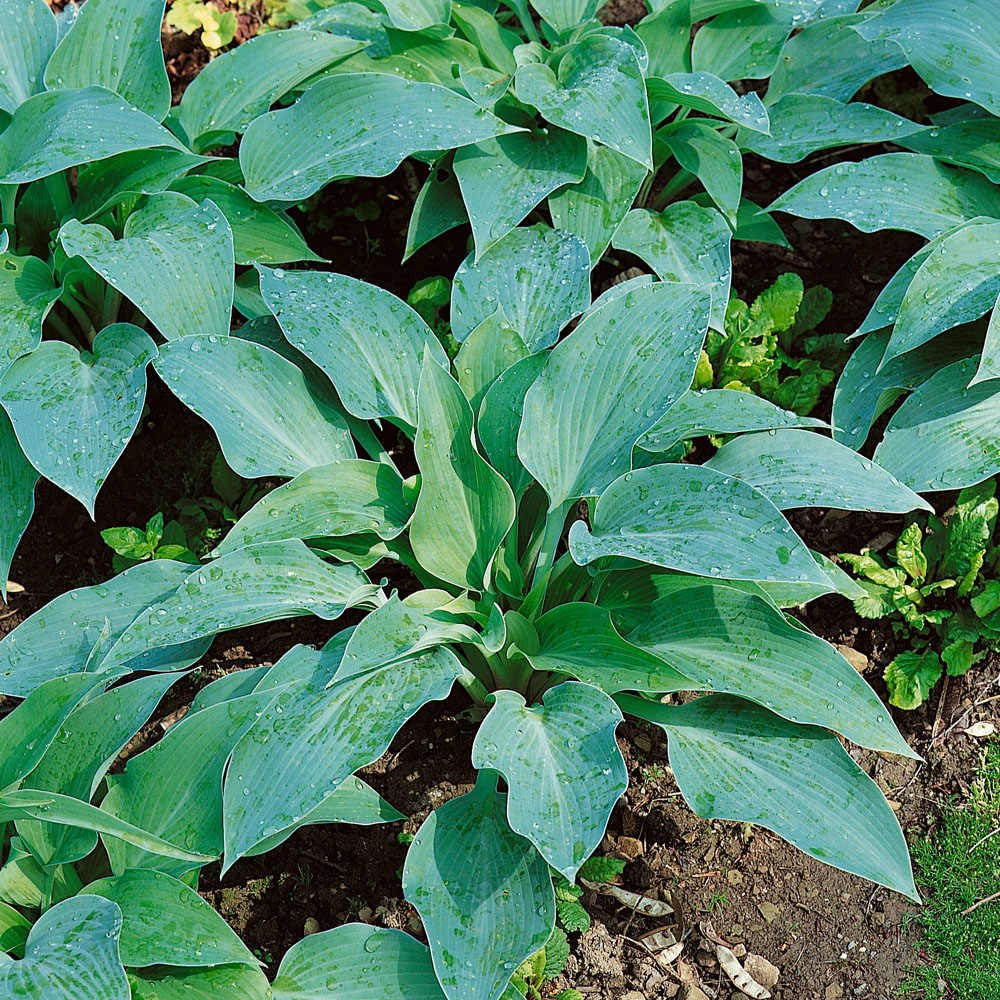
[0,226,930,996]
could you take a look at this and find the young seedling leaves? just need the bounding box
[43,0,170,121]
[411,351,516,590]
[647,71,770,132]
[705,429,932,512]
[129,965,272,1000]
[259,267,450,429]
[0,323,156,515]
[472,682,627,879]
[0,408,37,598]
[0,896,128,1000]
[241,74,521,203]
[519,281,711,509]
[402,774,554,1000]
[884,649,944,710]
[619,694,918,899]
[569,463,830,585]
[155,334,355,479]
[82,870,257,968]
[0,0,56,114]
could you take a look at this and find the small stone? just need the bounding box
[757,901,780,923]
[826,984,844,1000]
[619,992,645,1000]
[732,943,747,958]
[744,954,780,990]
[634,734,652,753]
[726,870,744,885]
[358,906,374,922]
[677,988,711,1000]
[661,985,679,999]
[303,917,320,936]
[617,836,644,860]
[836,644,869,673]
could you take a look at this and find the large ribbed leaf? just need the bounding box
[690,3,788,80]
[402,775,554,1000]
[472,682,626,879]
[454,128,587,259]
[177,30,366,150]
[381,0,450,30]
[855,0,1000,115]
[873,357,1000,491]
[154,334,354,479]
[271,925,446,1000]
[0,896,128,999]
[59,199,234,340]
[0,0,56,114]
[516,35,651,170]
[404,156,468,261]
[705,429,932,512]
[241,74,520,202]
[129,966,271,1000]
[43,0,169,120]
[661,122,742,225]
[258,267,449,429]
[450,226,591,351]
[410,354,515,590]
[529,0,599,33]
[0,559,207,697]
[629,585,914,756]
[0,254,59,380]
[518,281,710,509]
[568,463,830,584]
[0,323,155,515]
[215,459,412,556]
[899,119,1000,185]
[0,87,183,183]
[768,153,1000,239]
[0,407,36,597]
[619,694,918,898]
[648,72,770,131]
[454,311,530,409]
[548,143,647,265]
[611,203,731,329]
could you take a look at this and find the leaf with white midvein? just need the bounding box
[767,153,1000,239]
[259,266,449,429]
[612,203,731,330]
[619,693,918,898]
[0,323,155,515]
[568,463,830,585]
[0,0,56,114]
[241,74,520,202]
[648,72,769,132]
[402,774,554,1000]
[154,334,354,479]
[59,199,234,340]
[518,281,711,509]
[472,683,626,879]
[450,226,591,351]
[0,407,37,597]
[629,585,914,756]
[705,429,932,512]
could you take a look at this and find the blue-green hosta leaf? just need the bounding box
[690,4,789,80]
[154,334,354,479]
[411,353,515,590]
[82,870,257,968]
[647,72,769,132]
[0,254,60,379]
[529,0,599,33]
[382,0,450,31]
[100,541,381,673]
[0,559,209,697]
[0,896,128,999]
[241,73,520,203]
[259,266,449,429]
[519,281,711,509]
[0,0,56,114]
[637,388,826,454]
[178,30,366,151]
[855,0,1000,115]
[765,12,907,104]
[59,199,234,340]
[516,35,651,170]
[451,226,591,351]
[215,459,412,556]
[102,689,279,876]
[0,86,183,183]
[170,175,323,265]
[454,310,530,409]
[43,0,169,121]
[454,129,588,259]
[619,693,917,898]
[661,122,742,226]
[611,203,731,330]
[0,900,29,955]
[767,153,1000,240]
[527,602,693,694]
[224,646,463,866]
[705,429,932,513]
[0,323,156,515]
[629,586,914,756]
[548,143,647,265]
[0,407,36,597]
[568,463,830,585]
[472,682,626,879]
[740,95,920,162]
[873,357,1000,492]
[899,119,1000,185]
[404,157,468,262]
[129,965,272,1000]
[271,925,446,1000]
[402,775,554,1000]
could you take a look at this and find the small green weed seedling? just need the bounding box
[166,0,239,49]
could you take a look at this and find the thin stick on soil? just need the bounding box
[967,826,1000,854]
